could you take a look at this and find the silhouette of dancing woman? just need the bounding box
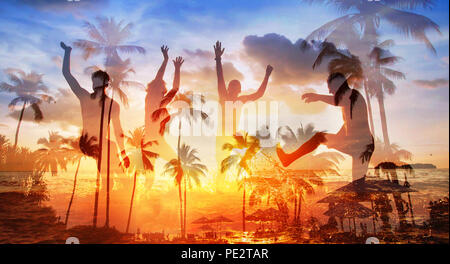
[276,73,374,182]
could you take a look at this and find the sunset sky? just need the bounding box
[0,0,448,171]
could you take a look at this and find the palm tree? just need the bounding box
[153,91,208,236]
[290,171,324,225]
[304,0,441,53]
[221,133,261,232]
[125,127,158,233]
[304,0,441,138]
[164,144,207,238]
[63,134,99,226]
[103,57,142,228]
[366,43,406,155]
[0,69,54,148]
[250,149,330,227]
[270,124,344,224]
[74,17,145,61]
[75,16,145,228]
[152,91,209,153]
[35,132,69,176]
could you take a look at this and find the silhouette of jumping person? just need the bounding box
[214,41,273,133]
[60,42,130,171]
[276,73,374,182]
[213,41,272,183]
[144,45,184,161]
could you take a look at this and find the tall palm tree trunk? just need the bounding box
[178,184,183,238]
[293,196,297,224]
[297,191,302,226]
[126,171,137,233]
[65,158,81,226]
[242,177,246,232]
[364,80,375,137]
[177,120,185,238]
[184,172,187,238]
[93,96,106,228]
[105,91,115,228]
[370,200,377,234]
[377,93,391,154]
[13,102,26,149]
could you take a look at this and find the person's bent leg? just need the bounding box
[276,132,328,167]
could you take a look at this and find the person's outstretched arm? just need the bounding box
[302,93,335,105]
[154,45,169,81]
[238,65,273,103]
[60,42,87,99]
[161,56,184,108]
[214,41,227,101]
[112,102,129,168]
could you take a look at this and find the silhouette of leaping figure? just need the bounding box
[144,45,184,161]
[213,41,272,184]
[276,73,374,182]
[214,41,273,135]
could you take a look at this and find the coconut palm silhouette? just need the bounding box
[124,127,158,233]
[303,0,441,53]
[74,17,145,228]
[63,134,99,226]
[221,133,260,232]
[35,131,69,176]
[73,17,145,60]
[0,69,55,148]
[303,0,441,155]
[366,43,406,155]
[164,144,207,238]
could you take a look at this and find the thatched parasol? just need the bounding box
[209,215,233,224]
[324,202,374,219]
[198,224,214,231]
[246,209,267,222]
[263,208,282,221]
[317,177,416,203]
[192,216,210,224]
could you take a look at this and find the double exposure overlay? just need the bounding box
[0,0,448,244]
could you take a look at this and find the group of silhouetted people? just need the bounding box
[60,40,374,182]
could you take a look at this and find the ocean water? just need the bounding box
[0,168,448,243]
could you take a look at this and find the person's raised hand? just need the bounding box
[60,41,71,52]
[266,65,273,76]
[302,93,319,103]
[173,56,184,68]
[161,45,169,60]
[214,41,224,59]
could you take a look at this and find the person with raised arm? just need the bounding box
[61,41,130,227]
[213,41,273,185]
[276,72,374,182]
[60,41,129,170]
[144,45,184,161]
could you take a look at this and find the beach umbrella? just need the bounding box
[192,216,210,224]
[335,178,416,194]
[324,202,375,219]
[263,208,282,221]
[210,215,233,223]
[317,177,416,204]
[208,215,233,238]
[246,209,268,222]
[198,224,214,231]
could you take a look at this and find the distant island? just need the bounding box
[410,163,437,169]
